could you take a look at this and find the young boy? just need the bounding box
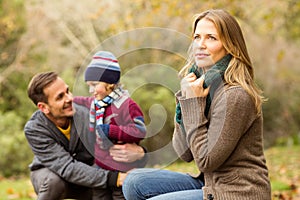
[74,51,146,199]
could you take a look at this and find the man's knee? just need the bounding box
[42,172,66,193]
[31,168,66,199]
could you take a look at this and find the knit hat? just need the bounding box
[84,51,121,84]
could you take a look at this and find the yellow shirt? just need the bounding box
[57,121,71,140]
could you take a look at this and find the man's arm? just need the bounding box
[24,111,119,188]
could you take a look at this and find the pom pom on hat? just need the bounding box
[84,51,121,84]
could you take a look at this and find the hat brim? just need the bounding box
[84,67,120,84]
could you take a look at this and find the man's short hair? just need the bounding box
[27,71,58,105]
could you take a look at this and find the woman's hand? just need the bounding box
[181,73,209,98]
[109,143,145,163]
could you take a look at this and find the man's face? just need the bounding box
[39,77,74,125]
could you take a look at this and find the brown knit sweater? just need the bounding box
[173,85,271,200]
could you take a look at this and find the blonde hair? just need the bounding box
[180,9,265,115]
[105,83,117,92]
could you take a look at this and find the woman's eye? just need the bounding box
[209,35,217,40]
[194,35,200,40]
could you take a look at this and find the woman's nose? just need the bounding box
[194,38,206,49]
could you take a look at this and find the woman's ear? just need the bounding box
[37,102,50,114]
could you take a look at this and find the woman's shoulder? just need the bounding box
[226,85,251,97]
[216,85,254,106]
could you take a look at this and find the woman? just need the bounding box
[122,9,271,200]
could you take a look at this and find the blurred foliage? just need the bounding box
[0,0,300,177]
[0,111,33,177]
[284,0,300,41]
[0,0,25,67]
[0,0,27,112]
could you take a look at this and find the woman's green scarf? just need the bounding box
[176,54,232,124]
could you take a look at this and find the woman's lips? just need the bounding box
[195,53,209,59]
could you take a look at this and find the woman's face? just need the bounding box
[87,81,112,100]
[193,18,227,70]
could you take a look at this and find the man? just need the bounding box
[24,71,147,200]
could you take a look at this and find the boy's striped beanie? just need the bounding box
[84,51,121,84]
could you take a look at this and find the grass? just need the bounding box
[0,145,299,200]
[265,145,300,199]
[0,177,35,200]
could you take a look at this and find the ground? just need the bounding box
[0,145,299,200]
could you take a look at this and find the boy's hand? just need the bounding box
[96,124,112,150]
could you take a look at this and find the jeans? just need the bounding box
[122,168,204,200]
[31,167,92,200]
